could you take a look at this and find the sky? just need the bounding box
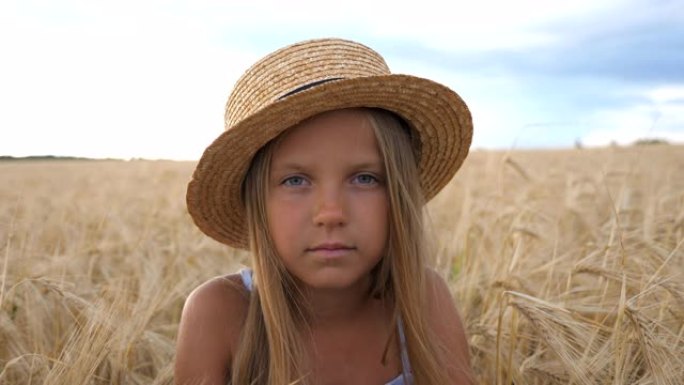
[1,0,683,160]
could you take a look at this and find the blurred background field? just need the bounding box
[1,144,683,384]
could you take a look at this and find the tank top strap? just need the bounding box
[239,268,253,291]
[396,316,413,381]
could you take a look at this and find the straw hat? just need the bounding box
[187,38,473,249]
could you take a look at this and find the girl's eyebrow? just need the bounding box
[271,160,385,173]
[348,161,385,172]
[270,162,308,174]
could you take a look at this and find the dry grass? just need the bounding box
[1,145,683,384]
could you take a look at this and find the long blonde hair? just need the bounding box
[233,108,450,385]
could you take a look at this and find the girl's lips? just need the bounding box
[306,243,356,258]
[307,242,354,251]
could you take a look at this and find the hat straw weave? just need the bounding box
[187,38,473,249]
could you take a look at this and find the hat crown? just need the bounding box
[225,39,391,128]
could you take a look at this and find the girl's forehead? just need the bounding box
[277,109,376,147]
[269,109,381,164]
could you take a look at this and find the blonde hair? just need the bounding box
[233,108,449,385]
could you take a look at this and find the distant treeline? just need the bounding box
[632,138,670,146]
[575,138,671,149]
[0,155,120,161]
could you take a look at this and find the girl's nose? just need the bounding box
[313,187,347,228]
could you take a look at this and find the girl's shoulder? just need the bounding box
[174,274,249,384]
[182,273,250,322]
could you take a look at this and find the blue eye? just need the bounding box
[354,173,378,185]
[282,176,308,186]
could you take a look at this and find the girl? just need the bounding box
[176,38,475,385]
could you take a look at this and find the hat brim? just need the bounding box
[187,74,472,249]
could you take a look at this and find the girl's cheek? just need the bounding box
[268,194,310,221]
[272,193,307,209]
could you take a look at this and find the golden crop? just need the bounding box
[1,145,683,384]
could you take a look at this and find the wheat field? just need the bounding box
[1,145,683,384]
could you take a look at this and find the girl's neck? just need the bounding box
[304,275,377,326]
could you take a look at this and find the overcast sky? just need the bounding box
[1,0,682,160]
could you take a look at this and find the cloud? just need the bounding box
[1,0,682,158]
[0,0,266,159]
[582,84,684,146]
[377,1,684,83]
[375,0,684,149]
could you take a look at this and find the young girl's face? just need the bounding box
[266,109,389,291]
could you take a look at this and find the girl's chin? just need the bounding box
[294,270,371,292]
